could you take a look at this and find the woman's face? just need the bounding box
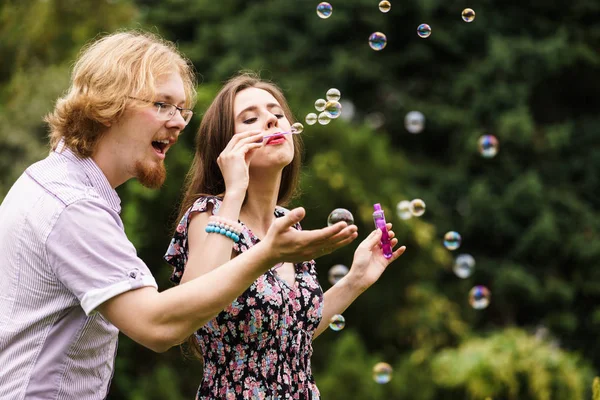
[233,87,295,170]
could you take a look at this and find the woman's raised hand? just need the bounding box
[346,223,406,292]
[217,130,264,195]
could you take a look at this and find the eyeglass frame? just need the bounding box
[127,96,194,125]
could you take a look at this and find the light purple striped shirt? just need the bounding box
[0,140,158,399]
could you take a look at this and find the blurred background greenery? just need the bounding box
[2,0,600,398]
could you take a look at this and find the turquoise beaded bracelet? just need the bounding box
[205,216,243,243]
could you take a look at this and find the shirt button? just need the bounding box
[129,271,138,279]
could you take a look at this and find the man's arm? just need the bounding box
[98,240,273,352]
[97,207,358,352]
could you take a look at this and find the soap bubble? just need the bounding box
[324,101,342,119]
[462,8,475,22]
[315,98,327,112]
[404,111,425,134]
[366,112,385,129]
[291,122,304,134]
[369,32,387,51]
[318,112,331,125]
[417,24,431,38]
[326,88,341,102]
[453,254,475,278]
[396,200,412,220]
[478,135,499,158]
[469,285,491,309]
[328,264,349,285]
[443,231,462,250]
[410,199,426,217]
[373,362,393,384]
[329,314,345,331]
[327,208,354,226]
[316,2,333,19]
[305,113,318,125]
[379,1,391,13]
[339,100,355,121]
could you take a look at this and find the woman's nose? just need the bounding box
[266,113,278,129]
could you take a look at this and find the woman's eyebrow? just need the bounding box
[236,103,283,119]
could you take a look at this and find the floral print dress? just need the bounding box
[164,196,324,399]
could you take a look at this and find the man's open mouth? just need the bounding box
[152,139,169,154]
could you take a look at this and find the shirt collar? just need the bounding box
[54,139,122,213]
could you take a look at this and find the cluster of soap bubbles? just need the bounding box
[325,206,395,384]
[444,232,491,309]
[307,88,343,126]
[393,200,490,309]
[313,4,493,383]
[405,109,499,157]
[318,3,478,55]
[400,12,499,158]
[396,199,426,221]
[325,209,353,333]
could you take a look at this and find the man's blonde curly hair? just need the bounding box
[46,30,197,158]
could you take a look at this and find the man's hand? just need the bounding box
[262,207,358,264]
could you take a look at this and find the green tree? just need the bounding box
[2,0,600,398]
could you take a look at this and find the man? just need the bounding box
[0,30,357,399]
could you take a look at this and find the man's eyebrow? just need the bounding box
[156,93,186,106]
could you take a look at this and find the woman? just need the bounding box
[165,73,406,399]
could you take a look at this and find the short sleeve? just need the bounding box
[46,200,158,315]
[163,196,222,284]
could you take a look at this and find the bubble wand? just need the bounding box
[373,203,393,259]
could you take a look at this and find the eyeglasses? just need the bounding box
[127,96,194,125]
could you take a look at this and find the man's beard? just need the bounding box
[135,160,166,189]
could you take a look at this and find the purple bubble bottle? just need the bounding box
[373,203,393,259]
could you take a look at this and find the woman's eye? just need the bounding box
[275,114,284,119]
[153,102,166,108]
[243,118,258,124]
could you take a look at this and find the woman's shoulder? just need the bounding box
[188,195,224,215]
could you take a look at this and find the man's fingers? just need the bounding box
[329,231,359,252]
[301,221,349,244]
[320,226,359,252]
[273,207,306,232]
[314,229,359,257]
[328,224,358,242]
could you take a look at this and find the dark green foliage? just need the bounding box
[2,0,600,398]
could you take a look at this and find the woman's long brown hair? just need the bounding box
[176,72,304,359]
